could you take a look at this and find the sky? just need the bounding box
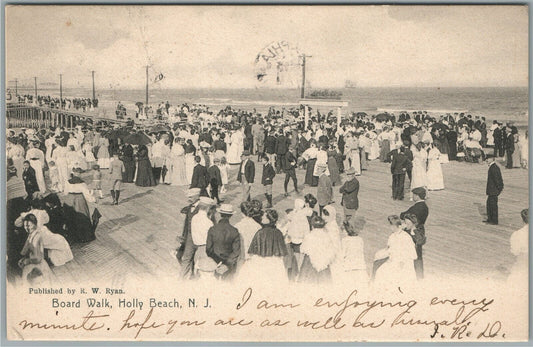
[5,5,529,90]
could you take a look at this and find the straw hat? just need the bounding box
[217,204,235,215]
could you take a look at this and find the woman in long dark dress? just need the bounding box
[42,193,69,242]
[121,144,136,183]
[135,145,156,187]
[21,161,39,200]
[63,169,97,243]
[327,142,341,186]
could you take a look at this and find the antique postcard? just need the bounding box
[4,5,529,342]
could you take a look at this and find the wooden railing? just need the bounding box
[5,105,127,129]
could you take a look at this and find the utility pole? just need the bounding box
[59,74,63,108]
[14,78,18,96]
[91,70,96,101]
[34,77,38,104]
[145,65,149,115]
[300,54,312,99]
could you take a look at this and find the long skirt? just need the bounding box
[359,148,367,171]
[122,157,136,183]
[298,254,332,284]
[63,193,95,243]
[135,159,156,187]
[169,156,188,186]
[379,140,390,162]
[305,158,318,187]
[28,159,46,193]
[512,147,522,168]
[327,156,341,185]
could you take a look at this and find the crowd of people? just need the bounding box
[19,94,99,111]
[6,101,528,286]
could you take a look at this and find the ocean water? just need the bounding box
[30,86,529,125]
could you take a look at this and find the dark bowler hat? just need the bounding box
[242,150,251,156]
[411,187,427,199]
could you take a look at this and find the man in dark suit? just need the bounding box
[237,150,255,202]
[493,122,503,158]
[400,187,429,279]
[264,130,277,164]
[206,204,241,280]
[208,158,223,204]
[261,154,276,208]
[282,146,299,197]
[275,130,290,173]
[190,155,209,197]
[484,157,504,225]
[390,146,410,200]
[339,167,359,223]
[504,127,515,169]
[176,188,201,279]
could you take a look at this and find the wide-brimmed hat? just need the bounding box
[217,204,234,215]
[345,167,356,175]
[242,150,251,156]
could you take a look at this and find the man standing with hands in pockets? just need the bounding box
[238,150,255,202]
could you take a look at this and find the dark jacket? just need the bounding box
[505,133,515,152]
[190,164,209,189]
[493,127,502,144]
[400,201,429,227]
[207,165,222,186]
[275,135,290,155]
[282,151,297,172]
[237,160,255,184]
[390,150,411,175]
[264,135,277,154]
[22,167,39,196]
[206,218,241,273]
[261,162,276,185]
[297,136,309,156]
[400,200,429,247]
[213,140,227,153]
[486,162,504,196]
[339,177,359,210]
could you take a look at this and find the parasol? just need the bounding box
[375,113,391,122]
[123,132,152,145]
[107,128,130,140]
[148,124,171,134]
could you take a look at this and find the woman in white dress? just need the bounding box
[227,128,244,165]
[82,141,96,168]
[426,144,444,191]
[368,130,380,161]
[97,137,110,169]
[520,130,528,169]
[374,215,417,289]
[410,143,428,194]
[184,139,196,185]
[168,138,188,186]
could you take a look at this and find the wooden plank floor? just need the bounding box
[50,157,528,285]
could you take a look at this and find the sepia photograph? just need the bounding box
[3,4,529,342]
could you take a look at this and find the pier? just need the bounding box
[6,103,126,130]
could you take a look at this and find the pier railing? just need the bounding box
[6,104,127,129]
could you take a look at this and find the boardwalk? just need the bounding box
[50,158,528,285]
